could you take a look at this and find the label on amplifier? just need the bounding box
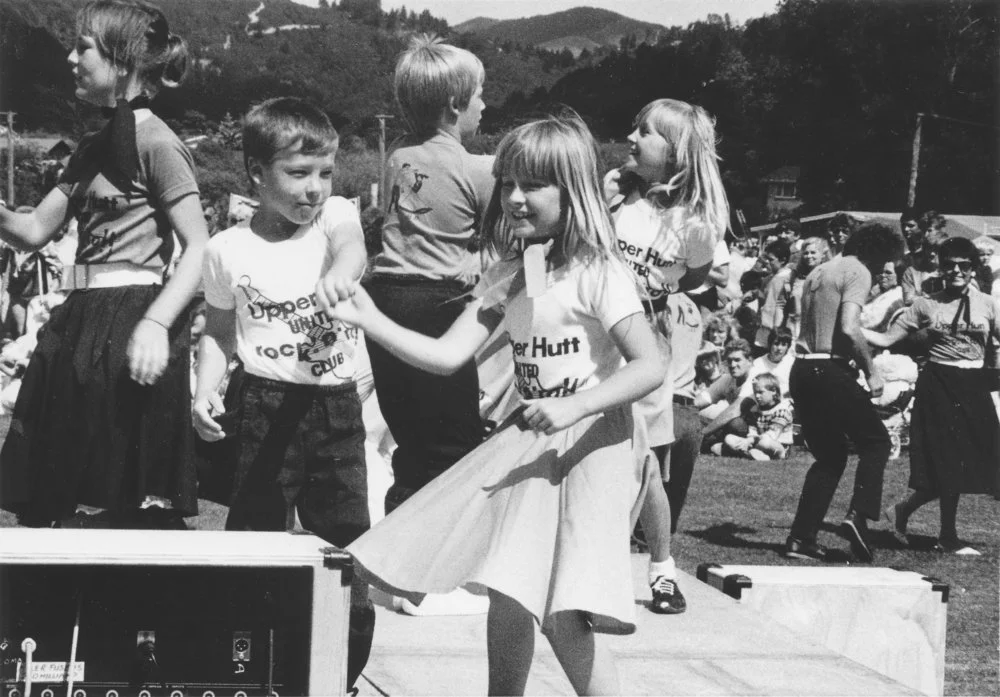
[17,661,85,682]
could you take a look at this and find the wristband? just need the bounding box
[141,316,169,330]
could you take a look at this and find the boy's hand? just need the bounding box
[192,392,227,442]
[521,396,586,435]
[128,318,170,386]
[325,283,376,329]
[315,271,358,313]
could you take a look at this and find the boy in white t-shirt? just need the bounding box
[191,98,372,690]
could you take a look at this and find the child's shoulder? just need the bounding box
[318,195,361,223]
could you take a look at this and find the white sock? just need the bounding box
[649,557,676,584]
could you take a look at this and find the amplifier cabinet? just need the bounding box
[0,530,352,697]
[697,563,948,696]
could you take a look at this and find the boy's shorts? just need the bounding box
[225,373,370,547]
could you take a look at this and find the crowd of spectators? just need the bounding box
[688,208,1000,462]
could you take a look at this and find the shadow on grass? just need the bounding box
[686,521,785,555]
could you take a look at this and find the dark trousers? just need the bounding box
[224,374,374,689]
[365,277,483,512]
[789,359,891,541]
[665,403,704,532]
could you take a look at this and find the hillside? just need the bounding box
[0,0,578,138]
[454,7,665,50]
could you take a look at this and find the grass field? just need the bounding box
[0,437,996,695]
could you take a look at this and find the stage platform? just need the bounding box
[356,554,921,696]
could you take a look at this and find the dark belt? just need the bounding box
[672,394,695,406]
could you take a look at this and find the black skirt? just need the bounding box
[0,286,196,520]
[909,361,1000,497]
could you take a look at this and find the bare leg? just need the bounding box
[638,445,671,563]
[543,611,620,696]
[487,589,535,696]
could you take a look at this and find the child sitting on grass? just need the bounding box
[715,372,794,460]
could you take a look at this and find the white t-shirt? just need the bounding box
[691,239,731,294]
[203,197,362,385]
[740,352,796,400]
[477,256,643,400]
[668,292,703,399]
[612,195,716,301]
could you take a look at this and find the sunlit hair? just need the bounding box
[77,0,188,95]
[722,338,752,360]
[752,372,782,398]
[632,98,730,243]
[394,34,485,134]
[482,115,620,269]
[796,236,830,276]
[242,98,339,181]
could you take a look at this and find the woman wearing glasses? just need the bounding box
[863,237,1000,554]
[861,259,907,332]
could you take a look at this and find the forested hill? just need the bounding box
[0,0,579,137]
[454,7,666,53]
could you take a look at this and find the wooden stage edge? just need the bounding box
[355,554,922,696]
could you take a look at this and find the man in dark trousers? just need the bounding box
[785,222,904,563]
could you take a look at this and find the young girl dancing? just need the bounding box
[328,116,662,695]
[606,98,730,612]
[0,0,207,527]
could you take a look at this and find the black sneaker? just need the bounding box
[783,536,828,561]
[841,510,874,563]
[649,576,687,614]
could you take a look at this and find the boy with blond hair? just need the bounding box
[367,35,494,515]
[192,97,373,688]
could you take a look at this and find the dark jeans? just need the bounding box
[789,359,891,541]
[665,403,704,532]
[224,374,373,689]
[365,277,483,512]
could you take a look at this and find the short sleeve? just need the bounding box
[681,215,717,269]
[894,297,931,332]
[474,257,520,311]
[585,258,643,331]
[143,129,200,206]
[202,235,235,310]
[467,154,496,220]
[318,197,363,244]
[841,259,872,307]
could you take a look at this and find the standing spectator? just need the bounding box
[753,238,792,356]
[900,207,921,257]
[785,222,904,563]
[783,235,831,340]
[826,213,857,256]
[745,326,795,399]
[861,259,907,332]
[864,237,999,555]
[901,211,947,305]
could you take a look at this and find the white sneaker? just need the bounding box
[748,448,771,461]
[710,443,723,456]
[397,587,489,616]
[954,546,982,556]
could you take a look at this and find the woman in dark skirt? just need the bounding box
[864,236,1000,554]
[0,1,207,527]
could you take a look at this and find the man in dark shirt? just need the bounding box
[785,222,904,563]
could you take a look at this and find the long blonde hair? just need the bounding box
[482,115,620,267]
[633,98,730,242]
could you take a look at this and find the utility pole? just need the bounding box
[907,112,923,209]
[374,114,393,208]
[1,111,15,207]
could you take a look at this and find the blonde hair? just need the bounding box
[633,98,730,242]
[394,34,485,134]
[481,115,619,268]
[752,372,782,399]
[77,0,188,95]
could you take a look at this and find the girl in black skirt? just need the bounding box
[864,236,1000,554]
[0,1,207,527]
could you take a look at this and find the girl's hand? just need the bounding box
[325,283,376,329]
[521,396,586,435]
[192,392,226,442]
[127,317,170,386]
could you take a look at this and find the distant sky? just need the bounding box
[289,0,781,27]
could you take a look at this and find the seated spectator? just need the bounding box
[697,338,754,449]
[703,311,737,351]
[716,372,794,460]
[695,344,723,393]
[861,259,907,332]
[744,326,795,399]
